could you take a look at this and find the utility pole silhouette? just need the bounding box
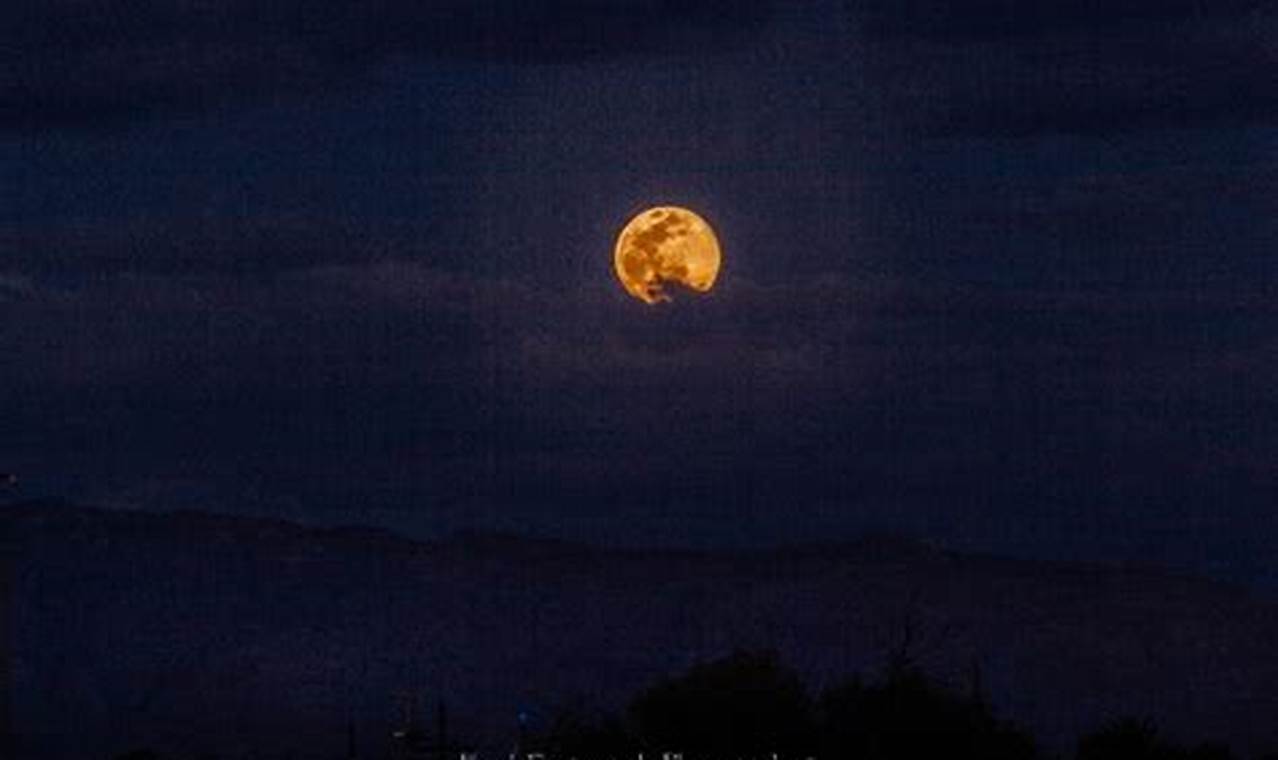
[346,720,358,760]
[437,700,450,760]
[0,534,13,758]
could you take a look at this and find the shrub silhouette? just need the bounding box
[1181,745,1235,760]
[1078,718,1170,760]
[1076,718,1235,760]
[629,649,814,759]
[817,664,1037,760]
[623,650,1042,760]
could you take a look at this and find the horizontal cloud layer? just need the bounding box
[3,0,769,129]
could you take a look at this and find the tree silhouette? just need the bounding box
[1077,718,1165,760]
[1076,718,1235,760]
[629,649,814,760]
[1181,744,1234,760]
[818,664,1036,760]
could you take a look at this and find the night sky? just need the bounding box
[3,0,1276,588]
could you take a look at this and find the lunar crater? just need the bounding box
[614,206,721,304]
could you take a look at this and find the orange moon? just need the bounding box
[614,206,721,304]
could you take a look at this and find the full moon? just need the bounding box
[614,206,721,304]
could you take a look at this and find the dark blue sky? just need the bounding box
[3,0,1276,588]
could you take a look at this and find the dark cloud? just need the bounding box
[3,258,1273,581]
[852,0,1269,40]
[871,161,1278,286]
[1,216,429,274]
[856,2,1278,135]
[1,0,769,130]
[0,274,44,305]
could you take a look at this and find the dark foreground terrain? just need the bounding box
[3,501,1276,758]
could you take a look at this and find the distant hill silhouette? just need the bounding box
[2,501,1275,759]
